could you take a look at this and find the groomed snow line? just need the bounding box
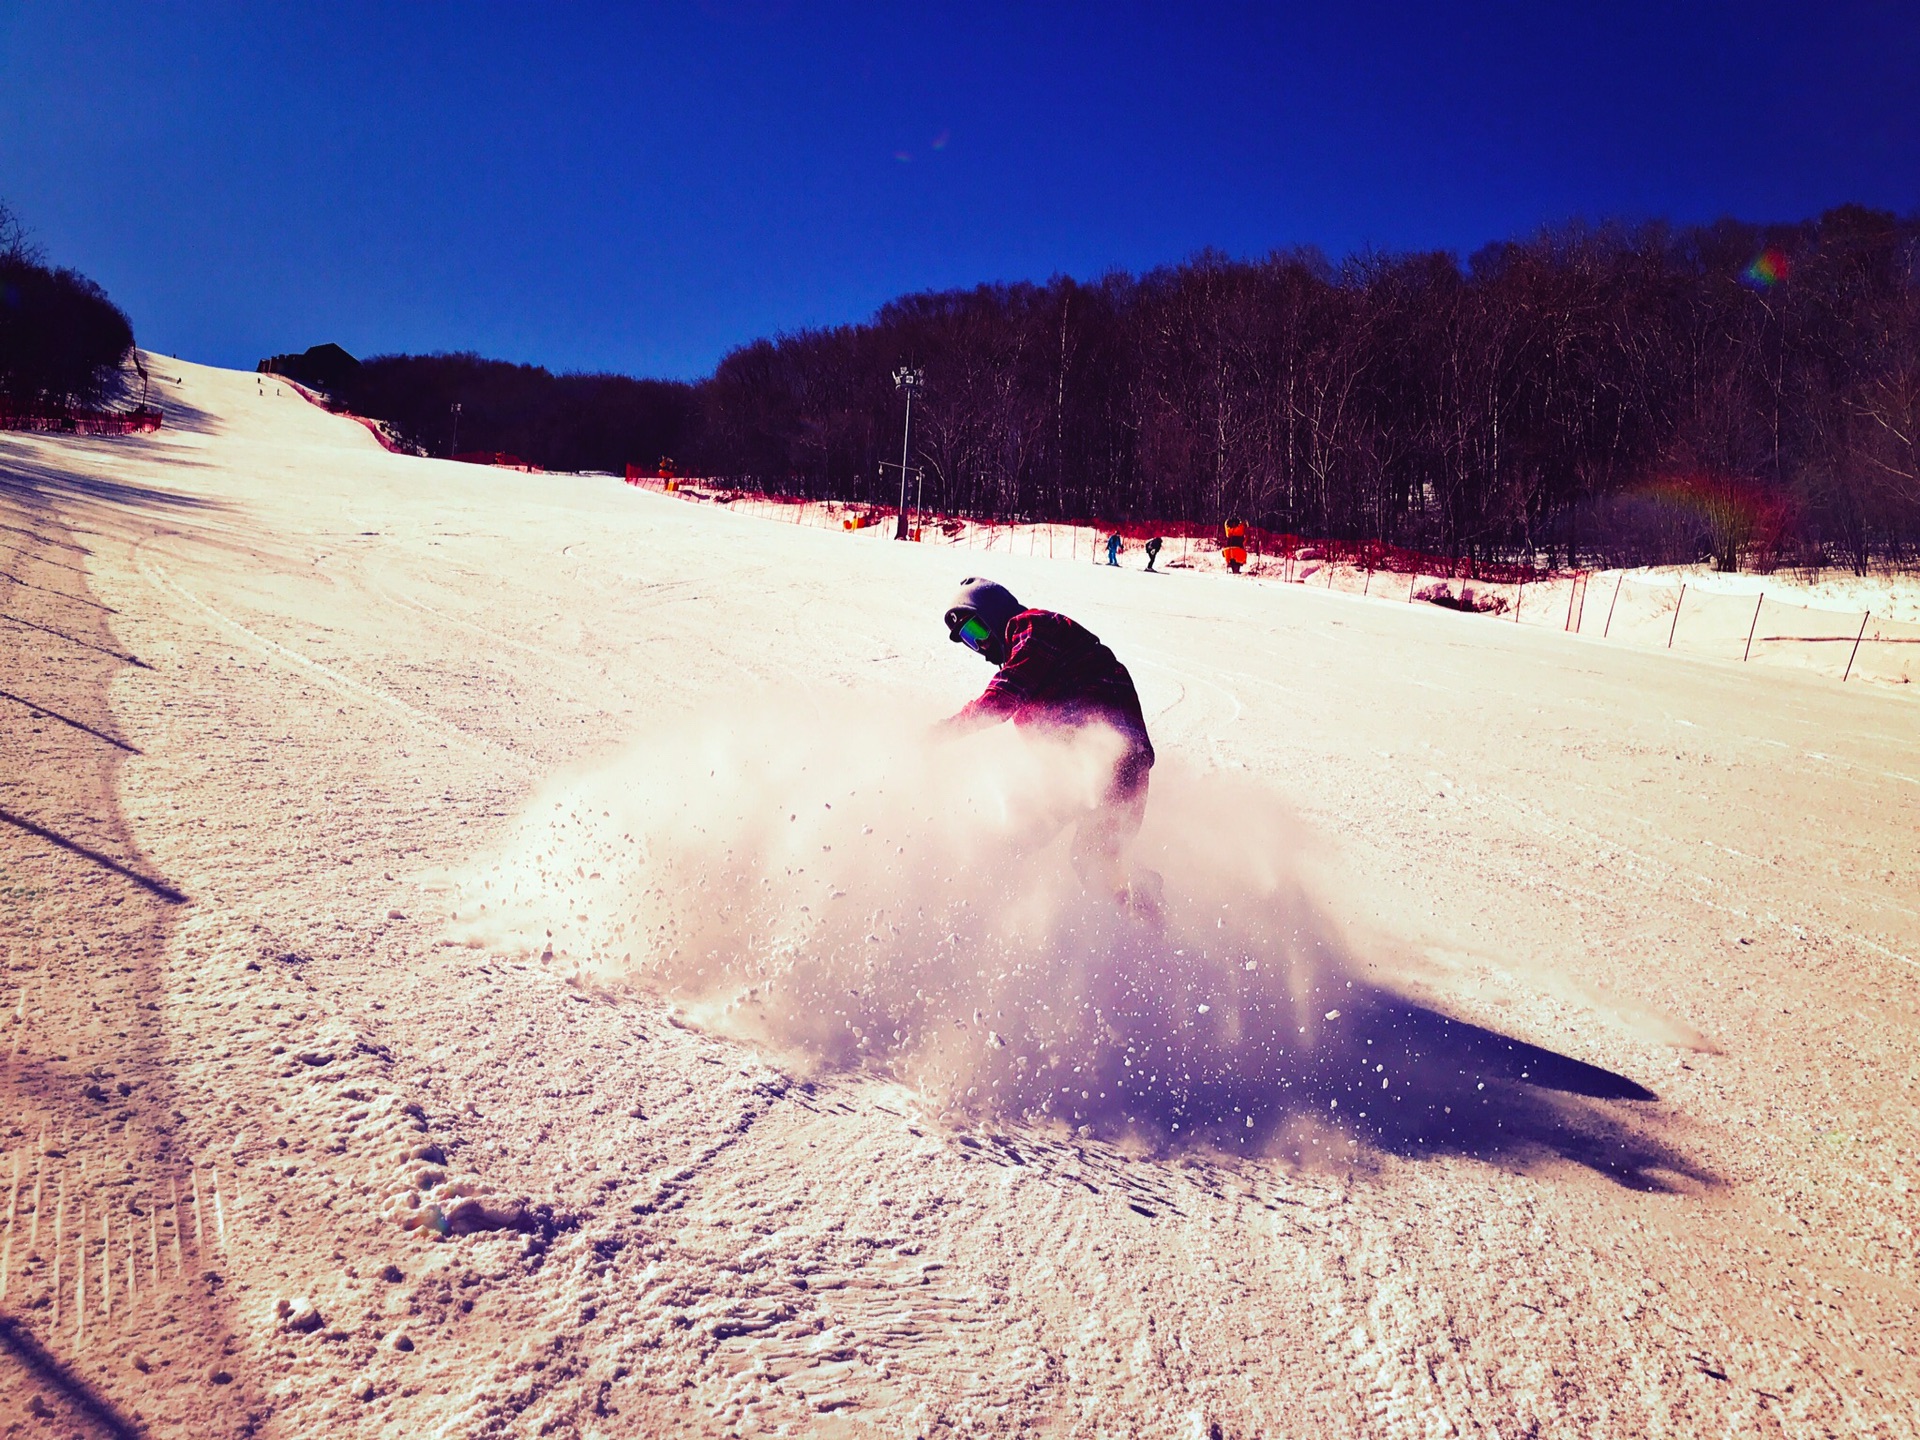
[2,355,1915,1439]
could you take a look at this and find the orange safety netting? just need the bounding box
[1,404,163,435]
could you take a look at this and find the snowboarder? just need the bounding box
[1222,519,1248,574]
[1144,536,1163,572]
[939,578,1160,919]
[1106,532,1123,566]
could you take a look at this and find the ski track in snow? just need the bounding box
[135,546,532,774]
[0,355,1915,1438]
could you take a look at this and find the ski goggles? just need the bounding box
[949,613,995,653]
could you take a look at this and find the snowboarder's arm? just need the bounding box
[938,683,1021,735]
[934,616,1045,735]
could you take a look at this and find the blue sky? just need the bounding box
[3,2,1915,379]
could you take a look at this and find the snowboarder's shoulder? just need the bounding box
[1008,609,1101,653]
[1009,608,1074,639]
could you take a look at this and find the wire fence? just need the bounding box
[622,474,1919,691]
[1302,565,1916,686]
[1574,573,1918,686]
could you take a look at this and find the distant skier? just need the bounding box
[1106,532,1123,566]
[1222,518,1248,574]
[939,578,1160,919]
[1144,536,1163,572]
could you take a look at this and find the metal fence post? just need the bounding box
[1744,592,1763,661]
[1843,612,1869,682]
[1603,572,1624,637]
[1667,584,1686,648]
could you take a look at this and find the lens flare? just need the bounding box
[1742,247,1790,289]
[1642,471,1795,569]
[892,150,913,163]
[930,129,951,150]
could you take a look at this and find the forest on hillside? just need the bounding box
[260,348,698,479]
[275,205,1920,574]
[0,201,137,412]
[698,207,1920,573]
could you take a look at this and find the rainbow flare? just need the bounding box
[1742,247,1790,289]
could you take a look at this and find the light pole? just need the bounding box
[450,402,463,455]
[891,367,923,539]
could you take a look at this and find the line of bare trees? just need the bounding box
[309,350,698,476]
[0,200,137,413]
[694,206,1920,573]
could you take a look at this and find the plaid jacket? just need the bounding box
[947,610,1155,770]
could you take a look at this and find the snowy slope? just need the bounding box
[2,356,1916,1439]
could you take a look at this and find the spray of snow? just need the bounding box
[445,693,1388,1144]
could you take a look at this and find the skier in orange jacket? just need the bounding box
[1222,519,1248,573]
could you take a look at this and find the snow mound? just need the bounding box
[446,694,1360,1144]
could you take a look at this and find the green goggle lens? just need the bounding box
[957,616,993,652]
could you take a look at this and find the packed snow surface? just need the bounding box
[1,357,1916,1438]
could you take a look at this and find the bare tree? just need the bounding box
[682,206,1920,570]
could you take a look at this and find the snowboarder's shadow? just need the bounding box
[1059,979,1711,1193]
